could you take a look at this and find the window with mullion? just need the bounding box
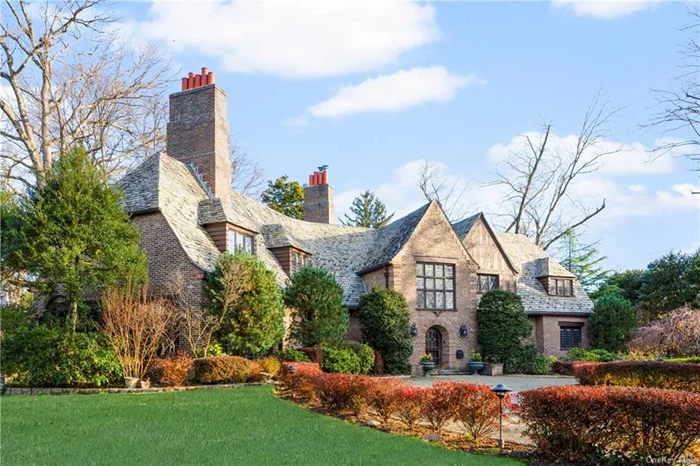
[560,326,582,350]
[416,262,455,310]
[477,274,499,292]
[227,229,254,255]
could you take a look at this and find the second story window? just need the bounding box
[553,279,573,297]
[227,229,254,255]
[416,262,455,310]
[291,250,310,276]
[477,274,499,292]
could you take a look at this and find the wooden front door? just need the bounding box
[426,327,442,368]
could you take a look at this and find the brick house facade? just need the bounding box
[119,72,593,372]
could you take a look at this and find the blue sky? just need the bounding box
[118,0,699,271]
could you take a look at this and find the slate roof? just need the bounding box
[452,212,481,239]
[495,233,593,316]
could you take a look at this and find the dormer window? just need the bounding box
[553,279,573,297]
[227,228,254,255]
[291,250,310,276]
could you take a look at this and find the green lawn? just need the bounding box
[1,386,522,466]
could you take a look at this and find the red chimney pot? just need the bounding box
[207,71,215,84]
[194,74,202,87]
[181,77,189,91]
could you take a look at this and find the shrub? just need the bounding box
[367,379,405,423]
[589,294,636,353]
[396,386,428,429]
[280,349,311,362]
[345,342,375,374]
[573,361,700,392]
[666,356,700,364]
[421,382,458,433]
[281,362,322,402]
[520,385,700,464]
[146,353,193,386]
[451,382,512,442]
[192,356,255,384]
[256,356,281,375]
[551,361,574,375]
[357,289,412,374]
[1,326,122,387]
[630,305,700,357]
[313,373,373,416]
[208,253,285,356]
[566,347,620,362]
[322,346,361,374]
[508,344,554,375]
[476,290,532,367]
[283,265,349,347]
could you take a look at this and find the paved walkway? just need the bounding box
[408,374,578,392]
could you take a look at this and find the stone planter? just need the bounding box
[467,361,484,375]
[419,361,435,376]
[483,363,504,376]
[124,377,139,388]
[138,379,151,389]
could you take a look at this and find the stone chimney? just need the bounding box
[166,67,231,205]
[303,166,335,224]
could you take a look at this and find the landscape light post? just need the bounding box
[490,383,512,449]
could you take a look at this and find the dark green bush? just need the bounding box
[283,265,349,347]
[477,290,532,366]
[350,343,375,374]
[280,349,311,362]
[357,289,412,374]
[566,347,620,362]
[507,344,555,375]
[589,294,636,353]
[322,346,362,374]
[1,325,122,387]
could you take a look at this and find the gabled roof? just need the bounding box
[452,212,481,239]
[452,212,517,275]
[495,233,593,315]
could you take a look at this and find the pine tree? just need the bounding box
[561,229,609,292]
[4,147,147,331]
[340,190,394,228]
[261,175,304,219]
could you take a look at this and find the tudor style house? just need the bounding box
[120,70,593,373]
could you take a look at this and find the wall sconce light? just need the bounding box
[459,324,468,337]
[409,323,418,337]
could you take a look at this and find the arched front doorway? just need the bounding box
[426,327,443,368]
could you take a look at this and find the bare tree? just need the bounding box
[230,141,265,199]
[646,6,700,166]
[0,0,173,192]
[493,92,621,250]
[417,160,473,221]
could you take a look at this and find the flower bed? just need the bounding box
[519,385,700,465]
[573,360,700,392]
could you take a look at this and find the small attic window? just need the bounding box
[291,250,310,276]
[227,229,254,255]
[553,278,573,297]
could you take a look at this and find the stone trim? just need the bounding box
[2,382,270,396]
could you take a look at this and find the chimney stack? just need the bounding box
[303,166,334,224]
[167,68,231,205]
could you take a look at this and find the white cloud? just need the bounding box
[551,0,659,19]
[487,131,676,175]
[627,184,647,192]
[124,1,439,78]
[308,67,481,118]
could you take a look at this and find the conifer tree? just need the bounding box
[341,190,394,228]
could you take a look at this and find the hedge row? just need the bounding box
[573,361,700,393]
[281,363,512,440]
[146,355,282,386]
[519,385,700,465]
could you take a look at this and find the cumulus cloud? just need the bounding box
[307,66,482,118]
[123,0,439,78]
[551,0,659,19]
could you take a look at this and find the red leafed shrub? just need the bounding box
[313,373,373,415]
[146,352,193,387]
[395,385,428,429]
[281,362,322,402]
[520,385,700,464]
[192,356,254,384]
[421,381,459,433]
[367,378,405,422]
[573,360,700,393]
[450,381,512,441]
[298,347,323,366]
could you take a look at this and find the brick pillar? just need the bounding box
[166,76,231,206]
[303,168,335,224]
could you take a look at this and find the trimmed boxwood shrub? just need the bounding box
[357,289,412,374]
[520,385,700,464]
[192,356,254,384]
[476,290,532,370]
[573,360,700,393]
[322,346,361,374]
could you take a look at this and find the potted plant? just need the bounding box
[468,351,484,375]
[419,354,435,376]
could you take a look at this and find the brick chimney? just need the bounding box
[303,166,335,224]
[166,67,231,205]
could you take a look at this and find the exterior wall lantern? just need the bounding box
[409,323,418,337]
[459,324,468,337]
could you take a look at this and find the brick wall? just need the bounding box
[303,184,335,224]
[166,85,231,206]
[530,315,589,358]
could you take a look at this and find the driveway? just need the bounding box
[408,374,577,393]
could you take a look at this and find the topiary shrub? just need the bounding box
[283,265,349,347]
[357,289,412,374]
[322,346,362,374]
[146,352,193,387]
[1,325,122,388]
[589,294,636,353]
[280,349,311,363]
[192,356,255,384]
[476,290,532,370]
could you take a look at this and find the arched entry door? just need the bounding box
[426,327,442,368]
